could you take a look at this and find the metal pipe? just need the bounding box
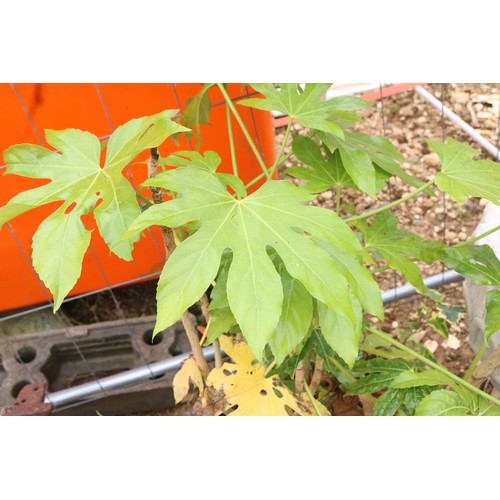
[382,270,463,304]
[415,85,500,160]
[45,346,216,408]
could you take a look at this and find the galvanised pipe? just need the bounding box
[382,270,463,304]
[415,85,500,160]
[45,346,216,408]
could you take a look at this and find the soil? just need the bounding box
[61,83,500,413]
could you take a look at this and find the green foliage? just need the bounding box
[181,83,214,146]
[0,111,187,309]
[288,135,355,193]
[239,83,358,138]
[357,211,443,300]
[428,138,500,204]
[343,358,414,395]
[3,83,500,416]
[126,167,362,360]
[440,244,500,286]
[485,290,500,342]
[268,258,313,365]
[415,389,500,416]
[374,386,433,416]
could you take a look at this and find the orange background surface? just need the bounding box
[0,83,276,313]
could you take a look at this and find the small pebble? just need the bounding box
[445,231,457,241]
[423,339,439,353]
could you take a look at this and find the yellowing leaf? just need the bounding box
[206,336,324,416]
[173,356,205,404]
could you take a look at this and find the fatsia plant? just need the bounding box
[2,83,500,416]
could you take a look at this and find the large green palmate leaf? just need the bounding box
[239,83,365,139]
[126,167,363,359]
[0,111,188,309]
[357,211,443,299]
[318,133,377,198]
[288,135,355,193]
[427,138,500,204]
[440,244,500,286]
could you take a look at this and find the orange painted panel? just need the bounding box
[0,83,275,312]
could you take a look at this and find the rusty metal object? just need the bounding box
[2,383,53,416]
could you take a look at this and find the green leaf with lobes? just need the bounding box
[159,150,221,172]
[125,167,363,360]
[288,135,355,193]
[157,150,247,198]
[0,111,188,310]
[357,211,444,300]
[427,138,500,204]
[342,131,431,192]
[318,133,377,198]
[238,83,346,138]
[440,244,500,287]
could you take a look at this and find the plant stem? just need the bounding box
[303,381,322,416]
[329,356,377,404]
[464,343,487,382]
[454,224,500,248]
[136,191,154,208]
[148,148,210,377]
[225,103,239,178]
[217,83,270,179]
[244,171,267,191]
[268,119,293,180]
[345,179,435,224]
[335,185,341,215]
[330,356,357,383]
[369,328,500,406]
[264,360,277,377]
[200,293,222,368]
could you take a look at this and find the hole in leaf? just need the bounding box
[260,389,267,396]
[272,388,284,399]
[223,369,232,376]
[64,202,77,214]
